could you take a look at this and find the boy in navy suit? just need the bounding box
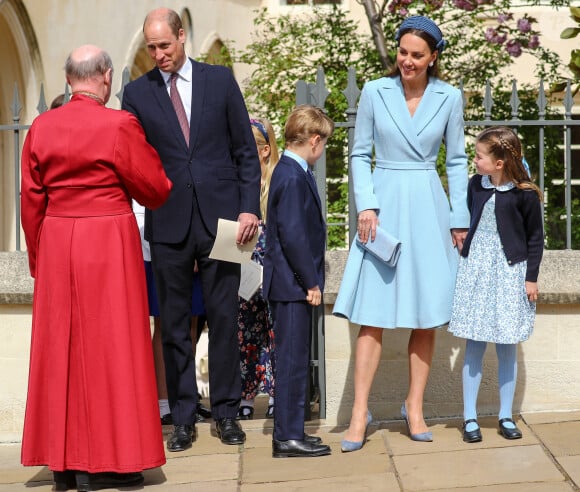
[263,105,334,458]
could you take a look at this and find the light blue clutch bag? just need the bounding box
[356,226,402,267]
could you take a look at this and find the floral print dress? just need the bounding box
[448,176,536,344]
[238,225,275,399]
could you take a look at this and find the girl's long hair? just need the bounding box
[251,118,279,223]
[476,126,543,200]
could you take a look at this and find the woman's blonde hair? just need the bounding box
[250,117,279,223]
[476,126,543,200]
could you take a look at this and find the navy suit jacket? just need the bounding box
[122,59,260,243]
[263,153,326,302]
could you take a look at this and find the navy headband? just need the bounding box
[395,15,447,53]
[250,119,269,144]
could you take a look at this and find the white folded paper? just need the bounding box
[239,261,263,300]
[209,218,258,264]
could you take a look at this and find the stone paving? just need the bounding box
[1,408,579,491]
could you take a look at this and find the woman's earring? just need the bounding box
[429,61,434,67]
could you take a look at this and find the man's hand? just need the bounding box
[306,286,322,306]
[236,213,260,245]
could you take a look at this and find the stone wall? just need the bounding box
[323,249,580,423]
[1,250,579,441]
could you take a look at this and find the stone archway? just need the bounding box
[200,32,234,71]
[0,0,44,251]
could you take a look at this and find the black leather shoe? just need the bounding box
[498,418,522,439]
[215,418,246,445]
[462,419,482,443]
[304,434,322,444]
[53,471,76,490]
[197,401,212,420]
[160,413,173,425]
[272,438,331,458]
[74,471,144,491]
[167,424,195,452]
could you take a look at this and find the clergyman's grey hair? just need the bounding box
[65,50,113,81]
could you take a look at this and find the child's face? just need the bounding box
[474,142,502,177]
[307,135,328,166]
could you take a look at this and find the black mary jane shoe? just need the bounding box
[236,405,254,420]
[265,404,275,419]
[462,419,482,443]
[53,471,76,491]
[498,418,523,439]
[74,471,144,492]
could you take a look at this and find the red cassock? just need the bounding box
[20,94,172,473]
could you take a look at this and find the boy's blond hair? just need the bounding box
[284,105,334,146]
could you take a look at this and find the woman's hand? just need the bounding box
[357,209,379,244]
[526,281,539,302]
[451,228,468,253]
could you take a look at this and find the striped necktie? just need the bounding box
[170,72,189,146]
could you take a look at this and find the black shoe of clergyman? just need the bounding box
[167,424,195,452]
[74,471,144,491]
[215,418,246,445]
[53,471,76,491]
[498,418,523,439]
[272,438,331,458]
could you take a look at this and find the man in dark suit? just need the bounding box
[263,105,333,458]
[122,7,260,451]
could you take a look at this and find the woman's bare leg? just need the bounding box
[343,325,383,442]
[404,328,436,434]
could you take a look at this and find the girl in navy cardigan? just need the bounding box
[448,126,543,443]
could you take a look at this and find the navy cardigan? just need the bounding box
[461,174,544,282]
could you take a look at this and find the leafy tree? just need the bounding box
[558,5,580,95]
[233,7,383,247]
[230,1,574,248]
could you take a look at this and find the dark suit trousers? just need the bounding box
[270,300,312,441]
[151,194,241,424]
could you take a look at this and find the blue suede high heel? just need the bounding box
[341,411,373,452]
[401,402,433,442]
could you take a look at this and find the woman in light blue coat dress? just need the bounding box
[334,16,469,449]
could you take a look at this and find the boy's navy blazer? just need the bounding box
[263,153,326,302]
[121,59,260,243]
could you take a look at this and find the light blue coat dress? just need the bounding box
[333,76,469,329]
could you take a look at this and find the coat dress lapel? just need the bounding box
[412,80,449,137]
[377,77,449,159]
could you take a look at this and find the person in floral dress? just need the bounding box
[237,118,280,419]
